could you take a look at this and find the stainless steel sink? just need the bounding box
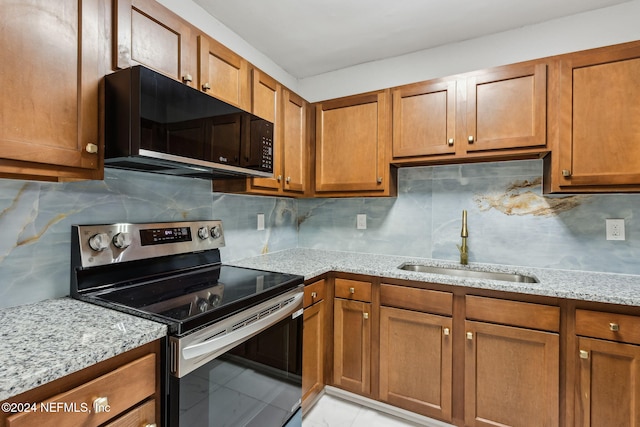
[398,264,538,283]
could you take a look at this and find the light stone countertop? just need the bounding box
[0,298,167,402]
[2,248,638,402]
[228,248,640,306]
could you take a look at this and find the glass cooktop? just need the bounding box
[92,265,302,335]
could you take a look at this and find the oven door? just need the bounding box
[168,289,303,427]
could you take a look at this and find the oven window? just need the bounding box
[170,314,302,427]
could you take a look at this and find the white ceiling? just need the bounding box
[193,0,631,78]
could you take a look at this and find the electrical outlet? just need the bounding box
[606,219,625,240]
[356,214,367,230]
[257,213,265,231]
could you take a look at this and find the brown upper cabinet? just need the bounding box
[114,0,197,85]
[315,90,396,197]
[197,35,251,110]
[0,0,104,181]
[393,62,548,164]
[547,41,640,193]
[212,70,311,196]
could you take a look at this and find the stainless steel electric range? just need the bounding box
[70,220,304,427]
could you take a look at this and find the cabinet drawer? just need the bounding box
[466,295,560,332]
[380,284,452,316]
[335,278,372,302]
[304,279,325,308]
[6,354,156,427]
[576,309,640,345]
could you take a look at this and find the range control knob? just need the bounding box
[196,298,208,313]
[197,227,210,240]
[112,232,132,249]
[210,225,222,239]
[88,233,110,252]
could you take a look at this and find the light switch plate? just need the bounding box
[257,213,265,231]
[356,214,367,230]
[606,218,625,240]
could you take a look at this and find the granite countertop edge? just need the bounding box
[0,298,167,402]
[227,248,640,307]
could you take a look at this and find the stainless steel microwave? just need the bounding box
[105,66,274,179]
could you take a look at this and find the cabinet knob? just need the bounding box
[609,322,620,332]
[85,143,98,154]
[579,350,589,359]
[182,74,193,83]
[447,138,454,146]
[286,176,291,184]
[363,312,369,320]
[377,177,383,184]
[144,424,157,427]
[276,175,282,182]
[349,287,355,294]
[311,291,317,299]
[443,327,450,336]
[468,135,475,144]
[562,169,572,177]
[466,332,473,340]
[92,396,109,413]
[202,82,211,91]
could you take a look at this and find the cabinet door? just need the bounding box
[557,43,640,189]
[197,34,250,110]
[0,0,101,180]
[333,298,371,395]
[379,307,452,421]
[114,0,195,84]
[249,69,282,191]
[465,63,547,152]
[392,80,456,157]
[302,300,324,408]
[315,91,391,194]
[576,337,640,427]
[465,321,559,427]
[282,90,309,195]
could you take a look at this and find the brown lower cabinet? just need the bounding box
[575,309,640,426]
[464,321,559,427]
[302,274,640,427]
[379,306,453,421]
[302,280,326,409]
[333,298,372,396]
[0,340,161,427]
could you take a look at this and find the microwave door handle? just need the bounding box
[182,292,303,361]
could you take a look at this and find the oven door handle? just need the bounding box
[182,292,303,361]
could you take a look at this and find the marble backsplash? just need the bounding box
[298,160,639,275]
[0,159,638,309]
[0,169,297,309]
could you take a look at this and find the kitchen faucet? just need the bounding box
[457,210,469,265]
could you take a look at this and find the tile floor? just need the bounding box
[303,394,424,427]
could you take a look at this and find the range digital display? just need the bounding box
[140,227,192,246]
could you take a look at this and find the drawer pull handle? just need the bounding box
[311,292,317,299]
[466,332,473,340]
[610,323,620,332]
[579,350,589,359]
[349,287,355,294]
[443,327,450,336]
[363,312,369,320]
[93,396,109,413]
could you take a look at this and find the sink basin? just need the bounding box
[398,264,538,283]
